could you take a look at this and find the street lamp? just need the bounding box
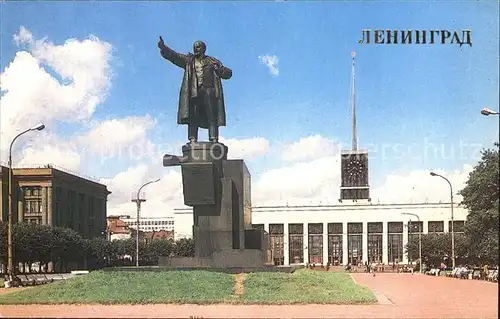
[430,171,455,269]
[7,123,45,286]
[133,178,161,267]
[480,108,499,116]
[401,212,422,274]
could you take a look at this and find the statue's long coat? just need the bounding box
[160,45,232,129]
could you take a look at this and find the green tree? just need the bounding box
[85,237,112,269]
[174,237,195,257]
[145,239,175,265]
[459,143,499,265]
[51,227,85,272]
[406,233,468,268]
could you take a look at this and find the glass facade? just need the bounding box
[368,222,383,263]
[269,224,285,265]
[428,221,444,233]
[328,223,343,265]
[388,222,403,263]
[347,222,363,265]
[289,224,304,264]
[22,186,42,224]
[308,223,323,264]
[241,217,460,266]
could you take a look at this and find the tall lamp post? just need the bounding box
[481,108,500,137]
[430,172,455,269]
[481,107,499,117]
[133,178,160,267]
[401,212,422,273]
[7,123,45,286]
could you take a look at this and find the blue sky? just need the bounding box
[1,1,499,190]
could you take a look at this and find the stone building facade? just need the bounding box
[0,165,111,239]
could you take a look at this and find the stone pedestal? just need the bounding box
[161,141,269,268]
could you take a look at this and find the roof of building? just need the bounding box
[0,164,111,193]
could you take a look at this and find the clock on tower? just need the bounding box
[340,150,370,200]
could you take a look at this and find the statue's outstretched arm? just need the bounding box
[216,66,232,80]
[212,58,232,80]
[158,36,188,69]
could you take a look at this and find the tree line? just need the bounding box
[406,144,499,267]
[0,222,194,274]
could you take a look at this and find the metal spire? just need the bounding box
[351,52,358,151]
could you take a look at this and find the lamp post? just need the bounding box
[480,107,499,116]
[430,172,455,269]
[133,178,160,267]
[7,123,45,286]
[401,212,422,273]
[481,108,500,140]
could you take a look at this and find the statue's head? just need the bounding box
[193,41,206,57]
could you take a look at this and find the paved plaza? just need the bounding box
[0,273,497,318]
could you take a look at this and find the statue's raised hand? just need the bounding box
[158,36,166,49]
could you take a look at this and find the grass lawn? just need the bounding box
[0,271,234,305]
[0,269,376,305]
[240,269,376,304]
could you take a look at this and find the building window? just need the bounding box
[327,223,343,265]
[308,223,323,265]
[428,221,444,233]
[348,222,363,265]
[288,224,304,264]
[368,222,383,263]
[388,222,403,263]
[448,220,465,233]
[269,224,284,266]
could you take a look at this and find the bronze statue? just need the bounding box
[158,36,232,143]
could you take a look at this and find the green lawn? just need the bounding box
[240,269,376,304]
[0,271,234,305]
[0,269,376,305]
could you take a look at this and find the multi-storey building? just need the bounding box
[0,165,111,239]
[174,202,468,266]
[119,215,175,233]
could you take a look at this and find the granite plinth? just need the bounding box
[104,265,302,274]
[182,142,228,162]
[163,142,268,269]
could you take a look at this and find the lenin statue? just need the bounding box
[158,36,233,143]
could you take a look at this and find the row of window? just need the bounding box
[23,187,42,197]
[267,232,415,266]
[126,220,174,226]
[262,221,465,235]
[257,222,465,266]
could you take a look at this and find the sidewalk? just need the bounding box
[0,273,497,318]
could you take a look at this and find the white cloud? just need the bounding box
[1,26,113,160]
[220,137,270,159]
[101,163,184,217]
[79,116,156,161]
[258,54,279,76]
[253,155,341,206]
[281,135,341,162]
[17,133,81,172]
[371,165,473,204]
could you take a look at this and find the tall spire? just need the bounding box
[351,51,358,151]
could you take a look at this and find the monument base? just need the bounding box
[159,248,268,268]
[103,265,302,274]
